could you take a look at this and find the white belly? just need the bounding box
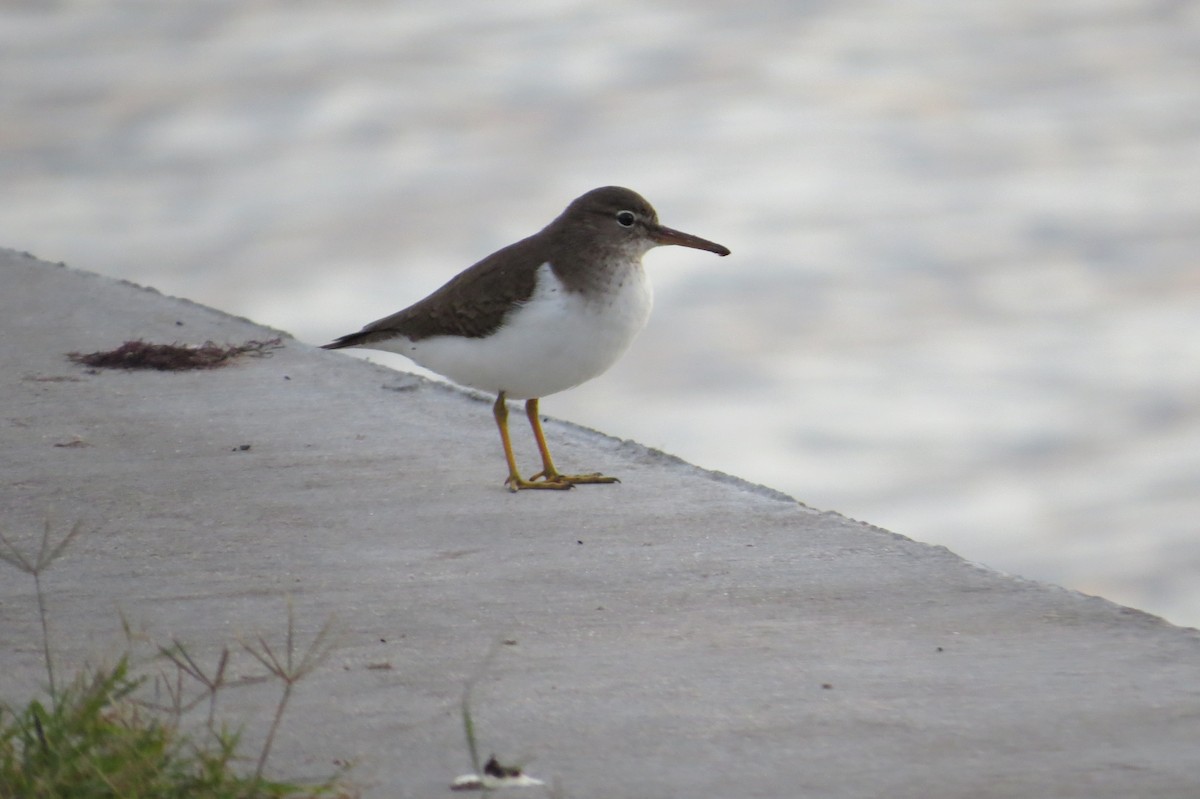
[379,262,653,399]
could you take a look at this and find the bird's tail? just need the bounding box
[321,332,369,350]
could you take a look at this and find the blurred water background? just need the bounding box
[3,1,1198,627]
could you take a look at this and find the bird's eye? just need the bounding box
[615,210,636,227]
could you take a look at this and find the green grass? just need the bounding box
[0,519,354,799]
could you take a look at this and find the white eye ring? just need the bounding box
[615,210,636,227]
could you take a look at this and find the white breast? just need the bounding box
[382,262,653,400]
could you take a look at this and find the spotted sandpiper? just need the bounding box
[323,186,730,491]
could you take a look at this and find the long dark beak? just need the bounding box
[650,224,731,256]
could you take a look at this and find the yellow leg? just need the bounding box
[493,393,571,491]
[525,398,619,486]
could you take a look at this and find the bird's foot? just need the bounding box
[503,470,620,492]
[529,470,620,486]
[505,473,574,492]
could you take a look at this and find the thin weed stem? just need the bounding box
[239,598,340,784]
[459,638,507,782]
[0,518,88,703]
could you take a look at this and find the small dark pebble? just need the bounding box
[483,757,523,779]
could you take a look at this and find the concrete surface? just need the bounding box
[3,248,1199,798]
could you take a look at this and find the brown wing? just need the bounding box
[322,234,545,349]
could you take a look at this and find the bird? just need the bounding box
[323,186,730,491]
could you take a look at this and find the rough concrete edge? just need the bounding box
[271,351,1200,639]
[276,354,1200,637]
[3,247,294,341]
[13,248,1198,636]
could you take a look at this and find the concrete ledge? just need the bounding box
[3,248,1199,797]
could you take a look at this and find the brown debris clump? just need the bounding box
[68,338,283,371]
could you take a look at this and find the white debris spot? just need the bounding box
[451,756,545,791]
